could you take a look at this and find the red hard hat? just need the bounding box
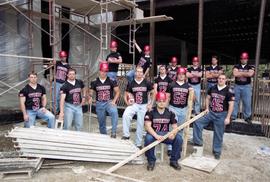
[192,56,199,62]
[171,56,178,64]
[110,40,118,48]
[144,45,150,52]
[240,52,249,59]
[59,51,67,58]
[177,67,187,74]
[99,62,109,72]
[156,91,167,102]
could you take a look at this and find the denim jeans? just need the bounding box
[232,84,252,119]
[25,108,55,128]
[52,82,63,113]
[190,83,201,114]
[193,110,227,155]
[122,103,147,146]
[96,101,119,135]
[126,69,135,83]
[207,82,217,93]
[145,132,182,163]
[63,103,83,131]
[107,72,117,81]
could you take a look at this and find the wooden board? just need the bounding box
[180,155,220,173]
[0,168,34,180]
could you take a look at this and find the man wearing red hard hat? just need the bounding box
[106,40,122,81]
[187,56,203,115]
[89,62,120,138]
[144,91,182,171]
[126,39,152,83]
[167,56,179,81]
[231,52,255,124]
[52,50,70,114]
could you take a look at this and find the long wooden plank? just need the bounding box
[106,111,207,173]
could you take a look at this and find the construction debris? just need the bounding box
[6,127,144,164]
[0,157,43,179]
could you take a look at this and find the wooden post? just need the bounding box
[182,89,194,158]
[106,111,207,173]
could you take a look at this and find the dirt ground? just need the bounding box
[1,115,270,182]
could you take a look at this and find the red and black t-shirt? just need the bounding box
[205,65,223,83]
[168,82,191,108]
[144,108,177,132]
[55,61,70,83]
[90,77,118,102]
[19,84,46,111]
[187,67,202,85]
[167,66,178,81]
[154,75,173,92]
[137,53,152,73]
[233,64,254,85]
[60,79,85,105]
[208,85,235,112]
[126,79,153,104]
[106,51,122,72]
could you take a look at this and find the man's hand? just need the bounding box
[23,114,29,122]
[224,117,230,125]
[81,98,86,106]
[155,134,164,141]
[111,100,117,107]
[147,104,152,111]
[59,112,64,121]
[205,108,209,114]
[88,97,92,104]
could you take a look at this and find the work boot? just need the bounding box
[245,117,252,125]
[111,133,116,138]
[167,150,172,157]
[121,136,130,140]
[170,161,181,170]
[147,162,155,171]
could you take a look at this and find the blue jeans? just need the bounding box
[232,84,252,119]
[193,111,227,155]
[63,103,83,131]
[190,84,201,114]
[207,82,217,93]
[126,69,135,83]
[145,132,182,163]
[107,72,117,81]
[52,82,63,113]
[122,103,147,147]
[25,108,55,128]
[96,101,119,135]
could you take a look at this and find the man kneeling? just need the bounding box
[144,92,182,171]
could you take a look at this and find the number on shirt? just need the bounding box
[73,93,80,105]
[135,92,143,104]
[211,97,223,112]
[97,90,110,101]
[32,98,40,111]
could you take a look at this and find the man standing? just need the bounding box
[154,65,173,94]
[122,66,154,149]
[19,72,55,128]
[232,52,254,124]
[106,40,122,81]
[126,40,152,83]
[167,56,179,81]
[167,67,193,155]
[89,63,120,138]
[52,50,70,114]
[144,92,182,171]
[59,68,86,131]
[187,56,203,115]
[205,55,223,91]
[193,74,234,159]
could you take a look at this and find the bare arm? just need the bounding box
[145,121,162,140]
[112,86,120,105]
[19,97,27,115]
[108,56,122,64]
[88,89,94,104]
[186,72,193,78]
[41,95,47,108]
[59,93,66,120]
[153,83,158,94]
[205,71,213,79]
[143,68,150,77]
[134,40,142,53]
[225,101,234,125]
[124,91,131,106]
[205,95,211,111]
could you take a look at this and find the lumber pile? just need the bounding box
[0,158,43,179]
[6,127,144,164]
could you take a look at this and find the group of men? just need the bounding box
[19,40,255,171]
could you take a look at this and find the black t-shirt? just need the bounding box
[167,66,178,81]
[233,64,254,85]
[205,65,223,83]
[126,79,153,104]
[187,67,202,85]
[106,51,122,72]
[137,53,152,73]
[144,108,177,132]
[60,79,85,105]
[19,84,46,111]
[208,85,235,112]
[168,82,191,108]
[154,75,173,92]
[55,61,70,83]
[90,77,118,102]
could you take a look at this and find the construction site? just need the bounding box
[0,0,270,181]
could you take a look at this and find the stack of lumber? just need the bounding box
[6,127,144,164]
[0,158,43,179]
